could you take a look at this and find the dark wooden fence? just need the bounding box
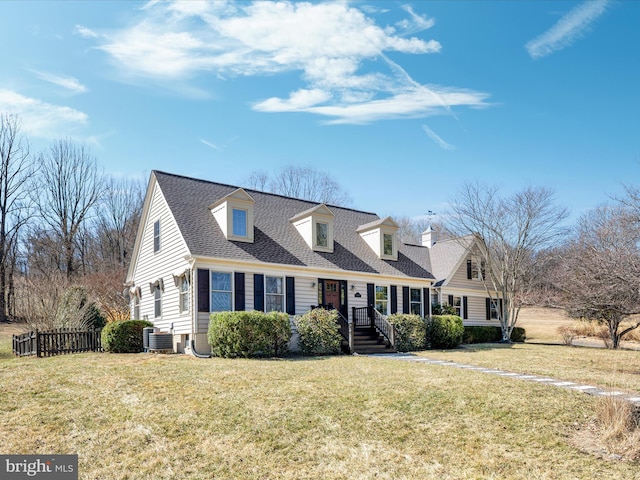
[12,329,102,357]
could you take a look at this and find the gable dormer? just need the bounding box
[290,204,335,253]
[209,188,255,243]
[357,217,399,261]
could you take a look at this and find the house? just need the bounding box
[125,171,500,355]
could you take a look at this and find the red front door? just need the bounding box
[325,280,339,309]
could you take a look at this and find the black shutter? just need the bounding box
[234,272,245,311]
[481,261,486,280]
[286,276,295,315]
[486,298,491,320]
[367,283,375,308]
[402,286,410,314]
[390,286,398,314]
[197,268,209,312]
[448,294,454,305]
[254,274,264,311]
[499,299,504,318]
[424,288,430,317]
[463,296,468,320]
[467,259,472,280]
[340,280,348,318]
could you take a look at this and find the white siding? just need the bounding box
[130,182,191,334]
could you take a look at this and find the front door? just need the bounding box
[324,280,339,310]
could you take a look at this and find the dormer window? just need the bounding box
[209,188,255,243]
[357,217,399,261]
[290,204,335,253]
[232,208,248,237]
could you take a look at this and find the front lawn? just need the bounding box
[0,324,637,479]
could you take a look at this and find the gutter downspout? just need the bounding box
[186,256,211,358]
[190,339,211,358]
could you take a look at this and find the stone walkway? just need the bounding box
[374,353,640,406]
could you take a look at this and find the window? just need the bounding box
[153,220,160,253]
[471,257,485,280]
[375,285,388,314]
[266,276,284,312]
[154,285,162,318]
[232,208,247,237]
[451,296,462,317]
[133,293,140,320]
[431,292,439,307]
[490,300,499,320]
[410,288,422,316]
[383,233,393,256]
[316,222,328,248]
[211,272,232,312]
[179,276,189,313]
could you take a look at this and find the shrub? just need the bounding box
[432,303,457,316]
[428,315,464,349]
[102,319,153,353]
[388,313,427,352]
[295,308,342,355]
[208,310,291,358]
[462,326,527,344]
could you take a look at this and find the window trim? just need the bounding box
[409,287,422,316]
[179,275,190,313]
[210,271,233,313]
[316,221,328,248]
[232,208,248,238]
[154,285,162,318]
[265,275,285,313]
[375,285,389,314]
[153,220,160,253]
[383,233,394,257]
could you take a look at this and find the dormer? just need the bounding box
[209,188,255,243]
[357,217,399,261]
[290,204,335,253]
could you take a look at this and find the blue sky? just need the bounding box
[1,0,638,222]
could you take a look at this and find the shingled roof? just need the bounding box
[428,235,475,286]
[153,170,434,280]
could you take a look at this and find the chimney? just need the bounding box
[422,225,437,248]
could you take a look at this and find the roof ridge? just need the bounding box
[153,169,378,216]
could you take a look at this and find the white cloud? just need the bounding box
[422,124,455,150]
[75,24,98,38]
[29,69,88,94]
[0,89,88,138]
[526,0,609,59]
[84,1,487,124]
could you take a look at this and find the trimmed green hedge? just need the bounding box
[208,310,291,358]
[463,326,527,344]
[428,315,464,349]
[388,313,427,352]
[295,308,342,355]
[101,320,154,353]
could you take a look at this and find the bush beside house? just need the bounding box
[388,313,427,352]
[208,311,291,358]
[428,315,464,349]
[295,308,342,355]
[102,319,153,353]
[463,326,527,344]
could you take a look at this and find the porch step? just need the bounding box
[352,327,396,354]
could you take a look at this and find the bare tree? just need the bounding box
[557,205,640,349]
[245,165,352,206]
[0,114,34,322]
[448,182,569,341]
[394,215,452,245]
[34,139,104,278]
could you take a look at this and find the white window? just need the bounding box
[471,257,485,280]
[211,272,232,312]
[316,222,328,248]
[375,285,388,314]
[410,288,422,316]
[232,208,247,237]
[266,276,284,312]
[154,285,162,318]
[452,296,462,317]
[383,233,393,256]
[153,220,160,253]
[431,292,439,307]
[490,300,500,320]
[179,276,189,313]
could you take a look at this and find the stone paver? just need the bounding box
[372,353,640,405]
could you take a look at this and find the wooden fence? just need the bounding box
[12,329,102,357]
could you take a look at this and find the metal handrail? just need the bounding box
[372,308,395,348]
[335,309,354,353]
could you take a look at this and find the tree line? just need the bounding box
[0,113,143,327]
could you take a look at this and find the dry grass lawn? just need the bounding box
[2,321,640,479]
